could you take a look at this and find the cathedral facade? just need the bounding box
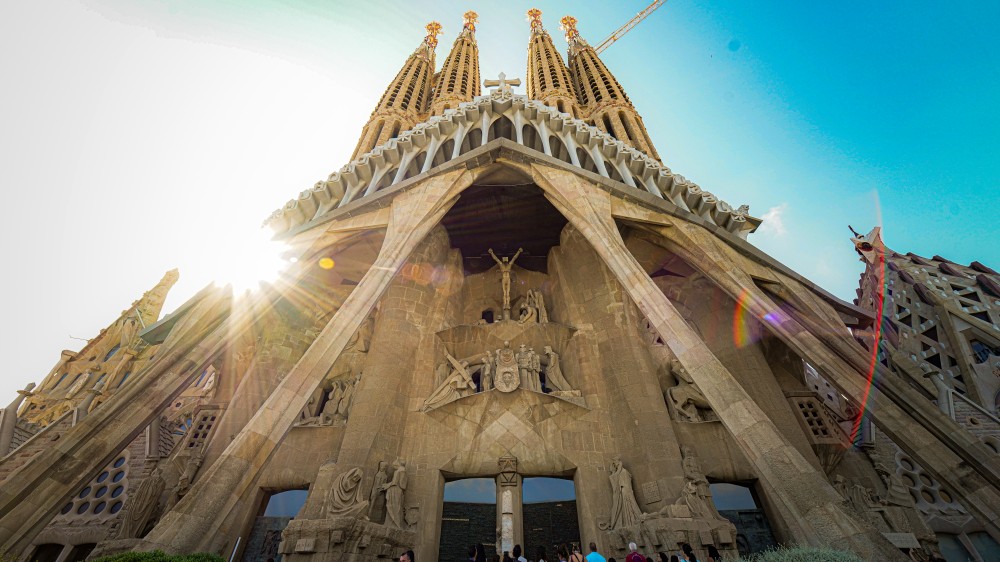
[2,10,999,562]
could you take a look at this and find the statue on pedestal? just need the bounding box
[488,248,523,318]
[328,467,369,518]
[383,459,408,529]
[667,359,712,422]
[368,461,389,523]
[606,457,643,530]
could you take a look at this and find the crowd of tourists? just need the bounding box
[404,540,723,562]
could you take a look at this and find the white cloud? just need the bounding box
[758,203,789,236]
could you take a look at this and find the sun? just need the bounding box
[207,226,291,294]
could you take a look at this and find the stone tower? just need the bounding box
[351,22,441,160]
[560,15,661,161]
[525,9,579,118]
[429,11,481,117]
[3,10,1000,562]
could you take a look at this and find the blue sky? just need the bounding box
[1,1,997,402]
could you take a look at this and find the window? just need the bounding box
[103,345,121,362]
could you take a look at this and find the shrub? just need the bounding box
[736,546,864,562]
[91,551,225,562]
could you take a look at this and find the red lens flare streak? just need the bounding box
[850,248,885,444]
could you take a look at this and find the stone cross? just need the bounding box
[484,72,521,94]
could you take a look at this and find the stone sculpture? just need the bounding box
[119,313,142,352]
[518,300,537,324]
[680,446,723,519]
[675,480,713,519]
[516,344,533,389]
[421,353,475,410]
[607,457,643,530]
[328,467,369,518]
[666,359,712,422]
[368,461,389,523]
[434,361,451,388]
[488,247,523,316]
[113,466,165,539]
[481,351,494,391]
[166,452,204,511]
[494,342,520,392]
[529,347,542,392]
[383,459,407,529]
[542,346,574,392]
[322,382,344,422]
[533,290,549,323]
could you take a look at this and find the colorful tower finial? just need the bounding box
[527,8,544,32]
[559,15,579,43]
[425,21,442,49]
[463,10,478,32]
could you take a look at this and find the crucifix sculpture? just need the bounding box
[488,247,523,318]
[484,72,521,95]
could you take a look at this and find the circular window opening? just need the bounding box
[60,503,73,515]
[939,489,953,503]
[900,457,914,471]
[968,417,981,426]
[79,487,92,499]
[112,471,126,483]
[94,501,107,514]
[902,474,916,488]
[95,486,108,498]
[77,502,90,514]
[111,486,124,498]
[96,471,110,483]
[920,490,935,503]
[919,474,934,487]
[113,457,127,468]
[110,501,124,514]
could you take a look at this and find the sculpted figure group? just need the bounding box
[421,343,576,410]
[328,458,408,530]
[604,448,726,533]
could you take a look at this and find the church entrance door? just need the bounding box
[522,477,580,559]
[439,478,499,562]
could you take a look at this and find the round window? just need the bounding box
[79,487,92,499]
[110,501,124,514]
[113,457,127,468]
[112,471,126,483]
[111,486,125,498]
[77,502,90,514]
[95,486,108,498]
[94,501,107,514]
[96,471,110,483]
[60,503,73,515]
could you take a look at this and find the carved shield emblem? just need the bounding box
[494,365,520,392]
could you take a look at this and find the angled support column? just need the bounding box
[140,169,472,553]
[531,164,902,559]
[0,288,235,555]
[652,220,1000,539]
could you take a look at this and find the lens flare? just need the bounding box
[318,257,335,270]
[732,289,755,348]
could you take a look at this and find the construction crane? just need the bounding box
[593,0,666,54]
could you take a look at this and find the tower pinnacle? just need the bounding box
[351,23,438,159]
[424,21,442,50]
[429,12,482,116]
[526,9,579,116]
[561,14,661,160]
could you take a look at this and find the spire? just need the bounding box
[429,11,482,116]
[351,23,440,160]
[525,9,579,116]
[560,14,661,161]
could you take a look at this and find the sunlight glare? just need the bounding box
[205,227,290,294]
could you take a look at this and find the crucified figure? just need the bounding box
[488,247,523,314]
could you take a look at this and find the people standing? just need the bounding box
[569,545,585,562]
[624,543,644,562]
[514,545,527,562]
[585,542,606,562]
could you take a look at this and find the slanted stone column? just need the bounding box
[653,220,1000,541]
[139,169,472,554]
[531,163,903,560]
[0,288,233,555]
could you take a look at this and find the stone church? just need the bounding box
[2,9,999,562]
